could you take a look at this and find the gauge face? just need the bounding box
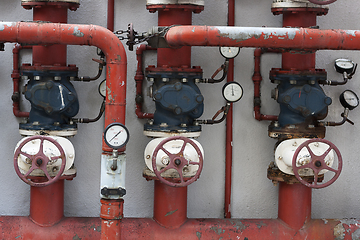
[98,79,106,98]
[222,82,243,103]
[104,123,130,149]
[335,59,355,74]
[340,90,359,110]
[219,47,240,59]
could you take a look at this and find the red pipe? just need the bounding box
[165,26,360,50]
[153,181,187,229]
[0,22,127,152]
[100,199,123,240]
[253,48,279,121]
[29,180,65,226]
[12,44,30,118]
[224,0,235,219]
[107,0,115,32]
[135,44,155,119]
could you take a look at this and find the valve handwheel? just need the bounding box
[292,138,342,189]
[14,135,66,187]
[152,136,203,187]
[308,0,337,5]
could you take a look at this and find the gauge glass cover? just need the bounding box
[104,123,129,149]
[222,82,243,102]
[98,80,106,98]
[219,47,240,59]
[340,90,359,110]
[335,59,354,70]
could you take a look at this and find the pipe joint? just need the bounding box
[100,199,124,220]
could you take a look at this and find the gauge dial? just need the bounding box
[219,47,240,59]
[98,79,106,98]
[104,123,130,149]
[222,82,243,103]
[340,90,359,110]
[335,59,355,74]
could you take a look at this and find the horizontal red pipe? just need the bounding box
[2,216,358,240]
[165,26,360,50]
[0,22,127,152]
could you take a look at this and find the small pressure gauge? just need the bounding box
[222,82,243,103]
[98,79,106,98]
[219,47,240,59]
[340,90,359,110]
[104,123,130,149]
[335,59,355,74]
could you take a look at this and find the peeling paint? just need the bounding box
[196,231,202,240]
[352,228,360,240]
[165,209,178,216]
[345,30,357,37]
[323,219,329,224]
[217,27,300,42]
[334,223,345,240]
[211,226,226,235]
[73,234,82,240]
[15,236,21,239]
[230,220,247,231]
[256,221,266,229]
[0,22,14,31]
[73,26,84,37]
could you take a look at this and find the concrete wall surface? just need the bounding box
[0,0,359,221]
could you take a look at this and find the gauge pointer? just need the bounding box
[109,130,122,142]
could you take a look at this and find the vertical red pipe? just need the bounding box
[29,180,64,226]
[224,0,235,219]
[100,199,123,240]
[32,6,68,66]
[107,0,115,32]
[153,181,187,229]
[278,182,312,230]
[157,9,192,67]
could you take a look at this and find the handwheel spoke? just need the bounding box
[179,140,187,154]
[160,147,175,159]
[177,168,185,183]
[313,173,319,185]
[38,138,45,155]
[19,151,33,160]
[296,162,312,170]
[24,166,36,178]
[305,145,316,159]
[320,146,333,159]
[323,165,338,173]
[188,161,200,166]
[159,165,174,174]
[40,165,52,180]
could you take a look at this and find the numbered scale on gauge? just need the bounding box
[340,90,359,110]
[104,123,130,149]
[222,81,243,103]
[219,47,240,59]
[335,59,355,74]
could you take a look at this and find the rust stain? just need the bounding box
[165,209,178,216]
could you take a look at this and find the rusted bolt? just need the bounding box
[52,167,58,172]
[36,159,43,166]
[25,158,31,164]
[54,76,61,81]
[183,167,189,173]
[278,156,283,160]
[174,159,181,166]
[146,155,150,159]
[162,78,169,82]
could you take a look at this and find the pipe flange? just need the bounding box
[146,1,204,13]
[21,0,80,11]
[272,0,328,16]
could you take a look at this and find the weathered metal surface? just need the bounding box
[268,122,326,140]
[101,199,123,240]
[0,21,127,153]
[165,26,360,51]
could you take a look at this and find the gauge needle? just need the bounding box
[232,86,234,96]
[109,131,122,142]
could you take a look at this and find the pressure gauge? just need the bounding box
[98,79,106,98]
[219,47,240,59]
[340,90,359,110]
[335,59,355,74]
[104,123,130,149]
[222,82,243,103]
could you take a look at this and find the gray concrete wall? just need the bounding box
[0,0,359,221]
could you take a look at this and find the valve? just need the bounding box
[292,138,342,188]
[151,136,203,187]
[14,135,66,187]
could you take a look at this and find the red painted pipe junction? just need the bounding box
[0,21,127,152]
[165,26,360,50]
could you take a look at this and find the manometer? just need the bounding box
[340,90,359,110]
[335,59,355,74]
[98,79,106,98]
[104,123,130,149]
[222,81,243,103]
[219,47,240,59]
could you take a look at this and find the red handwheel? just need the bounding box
[14,136,66,187]
[292,138,342,188]
[152,136,203,187]
[308,0,337,5]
